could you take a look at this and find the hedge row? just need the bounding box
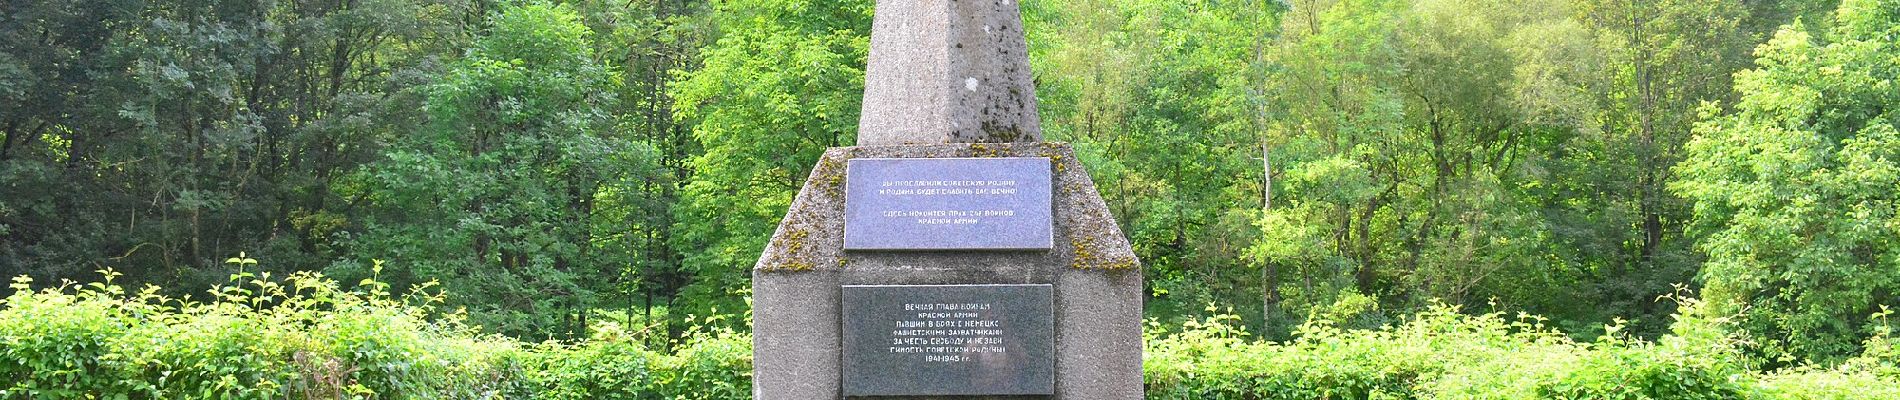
[3,271,1895,399]
[1145,304,1900,399]
[0,271,747,399]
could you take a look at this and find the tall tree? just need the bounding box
[342,2,652,339]
[0,0,467,294]
[569,0,712,341]
[666,0,871,323]
[1247,0,1716,330]
[1673,0,1900,363]
[0,0,141,282]
[1555,0,1753,330]
[1025,0,1281,329]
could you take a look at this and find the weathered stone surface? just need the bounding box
[751,270,842,399]
[751,143,1142,400]
[841,284,1054,396]
[844,157,1053,250]
[1053,270,1143,399]
[858,0,1042,145]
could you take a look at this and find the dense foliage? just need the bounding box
[3,269,1894,398]
[3,0,1899,392]
[1145,302,1900,399]
[1672,0,1900,365]
[0,266,750,399]
[342,2,653,339]
[664,0,870,319]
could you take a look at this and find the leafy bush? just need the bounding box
[519,319,751,400]
[0,265,749,400]
[0,275,139,397]
[5,266,1894,399]
[520,335,651,400]
[1144,300,1899,400]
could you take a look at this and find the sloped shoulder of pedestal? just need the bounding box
[753,142,1138,273]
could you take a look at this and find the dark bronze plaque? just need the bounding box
[843,157,1054,250]
[841,284,1055,396]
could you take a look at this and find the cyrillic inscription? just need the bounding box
[842,284,1054,396]
[844,158,1054,250]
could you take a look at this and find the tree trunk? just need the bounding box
[0,121,17,163]
[1261,141,1282,334]
[1633,0,1663,264]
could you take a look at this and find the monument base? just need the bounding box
[752,142,1142,399]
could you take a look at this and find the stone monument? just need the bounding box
[750,0,1143,398]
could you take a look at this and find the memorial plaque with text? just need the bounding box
[844,157,1054,250]
[841,284,1055,396]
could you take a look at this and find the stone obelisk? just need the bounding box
[750,0,1142,398]
[857,0,1042,145]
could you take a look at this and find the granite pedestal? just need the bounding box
[752,143,1142,399]
[751,0,1142,397]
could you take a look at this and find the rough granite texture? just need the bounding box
[858,0,1042,146]
[751,270,843,398]
[752,143,1142,400]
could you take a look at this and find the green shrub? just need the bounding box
[522,337,653,400]
[115,311,291,398]
[1143,300,1900,400]
[1755,368,1900,399]
[1537,345,1747,400]
[0,264,540,399]
[0,275,137,397]
[0,265,755,400]
[6,266,1896,399]
[1144,306,1451,399]
[647,326,751,400]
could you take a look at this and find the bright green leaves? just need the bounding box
[223,252,258,267]
[1674,5,1900,363]
[1254,0,1602,328]
[1144,302,1775,399]
[0,265,757,399]
[479,3,600,70]
[1834,0,1900,46]
[1024,0,1280,331]
[664,0,870,321]
[346,2,655,339]
[431,3,616,137]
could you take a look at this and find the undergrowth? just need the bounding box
[2,263,1894,399]
[0,259,749,399]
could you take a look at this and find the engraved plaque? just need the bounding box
[841,284,1055,396]
[843,157,1054,250]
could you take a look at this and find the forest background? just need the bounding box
[2,0,1897,373]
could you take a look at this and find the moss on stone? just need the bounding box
[1070,236,1137,271]
[1038,147,1068,173]
[816,155,847,198]
[761,229,815,272]
[969,143,1006,158]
